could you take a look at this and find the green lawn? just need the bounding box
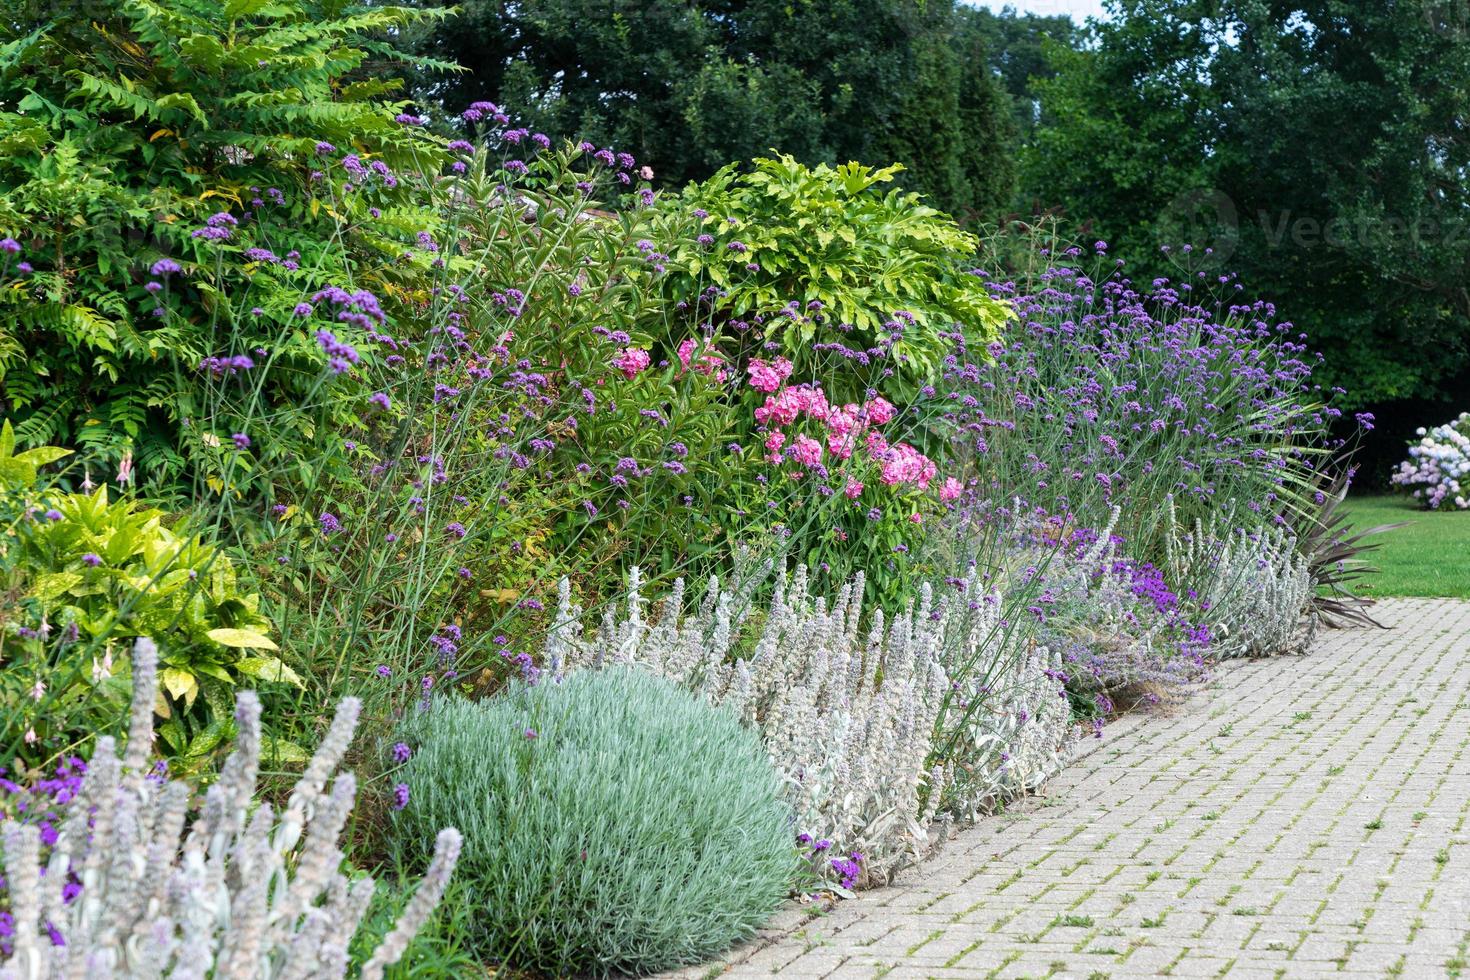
[1340,494,1470,598]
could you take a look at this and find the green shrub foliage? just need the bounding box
[658,155,1012,400]
[0,0,450,482]
[0,423,287,767]
[393,666,796,977]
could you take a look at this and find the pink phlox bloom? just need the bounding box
[745,356,793,393]
[865,396,896,425]
[879,442,937,489]
[611,346,651,379]
[676,338,728,382]
[789,434,823,468]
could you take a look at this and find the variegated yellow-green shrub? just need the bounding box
[0,422,294,769]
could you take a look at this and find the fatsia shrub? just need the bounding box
[0,0,451,480]
[0,638,462,977]
[392,666,795,978]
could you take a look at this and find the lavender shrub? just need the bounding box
[940,239,1366,559]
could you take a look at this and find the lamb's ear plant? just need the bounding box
[0,637,461,978]
[1165,508,1315,659]
[550,559,1077,884]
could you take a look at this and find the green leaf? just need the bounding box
[30,571,82,602]
[0,458,36,486]
[262,735,311,765]
[234,656,303,687]
[155,93,208,126]
[13,446,73,467]
[159,667,199,704]
[206,627,278,650]
[178,35,226,72]
[225,0,277,17]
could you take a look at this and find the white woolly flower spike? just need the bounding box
[554,563,1076,886]
[0,637,461,978]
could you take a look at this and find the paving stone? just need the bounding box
[669,599,1470,978]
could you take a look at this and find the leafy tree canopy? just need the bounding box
[1024,0,1470,407]
[401,0,1017,220]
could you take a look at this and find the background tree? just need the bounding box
[402,0,1017,219]
[1023,0,1470,417]
[957,4,1080,144]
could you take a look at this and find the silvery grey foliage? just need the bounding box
[1166,514,1316,659]
[0,637,461,979]
[924,521,1079,819]
[548,561,1075,886]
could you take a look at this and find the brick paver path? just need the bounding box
[689,598,1470,979]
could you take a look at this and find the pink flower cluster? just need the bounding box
[866,431,937,489]
[611,346,651,379]
[746,356,793,393]
[745,367,937,489]
[676,338,728,382]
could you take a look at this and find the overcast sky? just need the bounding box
[972,0,1110,23]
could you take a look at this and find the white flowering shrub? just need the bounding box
[0,638,461,979]
[1392,412,1470,509]
[1166,516,1315,659]
[547,560,1076,886]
